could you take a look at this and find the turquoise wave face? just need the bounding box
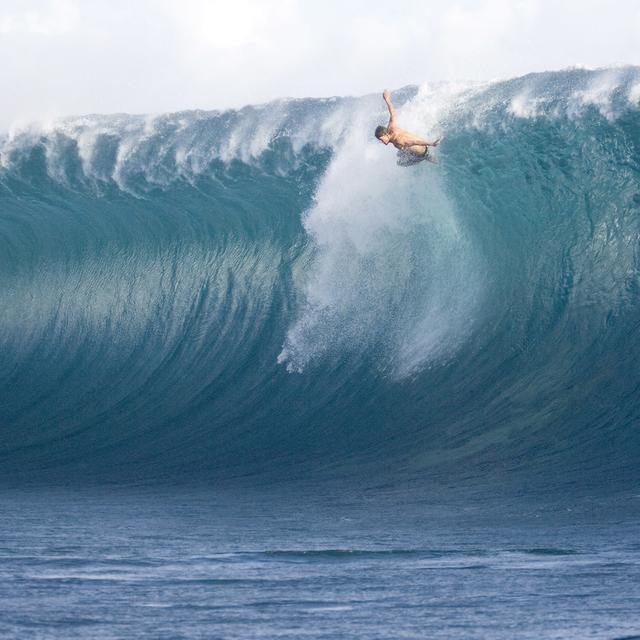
[1,67,640,490]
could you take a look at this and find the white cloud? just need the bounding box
[0,0,639,127]
[163,0,297,48]
[0,0,78,35]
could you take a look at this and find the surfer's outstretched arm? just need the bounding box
[383,89,397,130]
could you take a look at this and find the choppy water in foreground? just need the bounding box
[1,490,639,639]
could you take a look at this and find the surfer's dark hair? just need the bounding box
[375,125,389,139]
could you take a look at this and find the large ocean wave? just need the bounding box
[2,67,640,490]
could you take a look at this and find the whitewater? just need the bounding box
[1,66,640,491]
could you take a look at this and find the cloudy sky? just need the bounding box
[1,0,639,127]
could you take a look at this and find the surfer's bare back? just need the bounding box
[375,89,441,163]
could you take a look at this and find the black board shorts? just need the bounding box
[396,147,430,167]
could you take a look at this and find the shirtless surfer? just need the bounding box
[375,89,442,165]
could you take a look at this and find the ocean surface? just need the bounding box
[1,489,639,639]
[1,67,640,637]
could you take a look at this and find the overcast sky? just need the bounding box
[1,0,639,127]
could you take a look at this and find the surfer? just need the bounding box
[375,89,442,165]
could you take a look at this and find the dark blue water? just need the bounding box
[2,68,640,637]
[1,489,639,639]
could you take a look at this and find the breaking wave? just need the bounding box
[1,67,640,490]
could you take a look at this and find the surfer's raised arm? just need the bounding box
[383,89,396,130]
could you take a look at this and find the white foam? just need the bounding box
[567,69,625,121]
[508,92,546,119]
[279,84,482,377]
[628,83,640,105]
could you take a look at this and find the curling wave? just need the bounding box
[1,67,640,490]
